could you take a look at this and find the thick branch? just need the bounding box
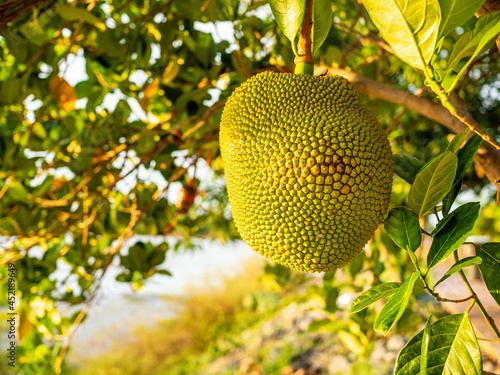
[316,66,500,191]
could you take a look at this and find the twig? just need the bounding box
[234,38,251,78]
[420,272,475,304]
[181,100,226,139]
[17,27,64,78]
[477,337,500,343]
[454,251,500,341]
[0,174,16,200]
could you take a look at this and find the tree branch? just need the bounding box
[315,66,500,192]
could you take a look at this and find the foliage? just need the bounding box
[0,0,499,373]
[359,131,500,373]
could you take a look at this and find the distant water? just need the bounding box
[67,239,261,355]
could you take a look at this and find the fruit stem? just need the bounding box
[294,0,314,74]
[294,62,314,74]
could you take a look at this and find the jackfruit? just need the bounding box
[220,72,393,273]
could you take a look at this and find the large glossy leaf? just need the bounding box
[475,243,500,306]
[407,152,458,217]
[385,207,422,252]
[446,11,500,92]
[447,12,500,70]
[427,202,480,269]
[394,154,425,184]
[363,0,441,70]
[374,272,419,335]
[420,317,432,375]
[350,282,401,314]
[437,0,486,40]
[311,0,333,53]
[395,313,481,375]
[446,129,470,153]
[454,134,482,184]
[442,134,482,215]
[269,0,306,50]
[384,207,421,266]
[430,212,455,237]
[434,256,482,288]
[441,179,461,216]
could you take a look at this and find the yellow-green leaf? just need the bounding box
[475,243,500,306]
[437,0,486,40]
[407,152,457,217]
[350,282,401,314]
[427,202,480,269]
[395,313,481,374]
[57,4,106,31]
[311,0,333,53]
[363,0,441,70]
[374,272,419,335]
[269,0,306,54]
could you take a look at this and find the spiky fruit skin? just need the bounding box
[220,72,393,273]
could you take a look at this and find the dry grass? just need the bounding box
[69,258,265,375]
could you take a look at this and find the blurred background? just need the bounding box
[0,0,499,374]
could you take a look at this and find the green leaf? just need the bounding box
[434,256,482,288]
[325,46,342,66]
[7,181,29,203]
[32,123,47,140]
[447,12,500,71]
[324,287,339,312]
[394,154,424,184]
[0,78,22,105]
[4,31,28,61]
[384,207,422,252]
[420,317,432,375]
[474,243,500,306]
[446,129,470,153]
[363,0,441,70]
[437,0,486,40]
[407,152,458,217]
[374,272,419,335]
[384,207,421,266]
[395,313,481,375]
[427,202,480,269]
[430,212,455,236]
[156,269,173,277]
[446,31,474,72]
[311,0,333,53]
[441,179,461,216]
[454,134,482,184]
[350,282,401,314]
[441,133,481,215]
[20,22,46,47]
[57,4,106,31]
[445,11,500,92]
[269,0,306,53]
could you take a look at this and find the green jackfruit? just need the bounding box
[220,72,393,273]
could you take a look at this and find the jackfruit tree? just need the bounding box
[0,0,500,374]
